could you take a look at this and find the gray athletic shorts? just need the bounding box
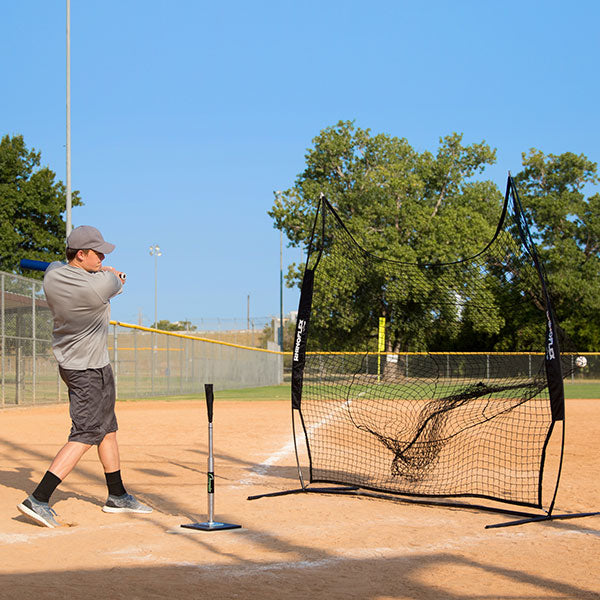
[59,364,118,445]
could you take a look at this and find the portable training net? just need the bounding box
[289,176,574,514]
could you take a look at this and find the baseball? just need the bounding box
[575,356,587,368]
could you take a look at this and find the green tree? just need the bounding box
[0,134,82,277]
[152,319,197,332]
[269,121,502,351]
[258,319,296,350]
[513,150,600,350]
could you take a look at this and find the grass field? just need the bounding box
[119,384,293,403]
[563,381,600,399]
[119,380,600,404]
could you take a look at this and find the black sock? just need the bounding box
[32,471,62,503]
[105,470,127,497]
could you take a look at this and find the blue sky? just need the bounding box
[2,1,598,328]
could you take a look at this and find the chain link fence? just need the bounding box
[0,271,59,406]
[1,269,597,408]
[303,352,600,382]
[108,323,282,399]
[0,271,282,407]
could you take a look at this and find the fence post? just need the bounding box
[15,312,21,405]
[1,273,4,407]
[151,331,155,395]
[134,328,138,397]
[180,336,183,394]
[191,335,195,391]
[571,355,574,382]
[166,333,170,394]
[32,281,36,405]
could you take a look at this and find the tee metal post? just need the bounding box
[205,388,215,523]
[181,384,241,531]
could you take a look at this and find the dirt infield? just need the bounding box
[0,398,598,600]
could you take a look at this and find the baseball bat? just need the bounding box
[20,259,52,272]
[19,258,126,281]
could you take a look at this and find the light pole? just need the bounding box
[65,0,72,237]
[275,191,284,351]
[280,229,284,351]
[149,244,162,328]
[149,244,161,395]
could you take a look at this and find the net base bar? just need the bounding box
[247,486,359,501]
[248,485,536,518]
[249,486,599,528]
[486,511,600,529]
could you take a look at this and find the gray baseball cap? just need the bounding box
[67,225,116,254]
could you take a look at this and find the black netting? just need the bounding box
[293,179,573,508]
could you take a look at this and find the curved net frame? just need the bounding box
[291,177,573,510]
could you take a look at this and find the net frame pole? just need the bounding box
[291,404,306,490]
[249,197,359,501]
[507,175,565,517]
[181,384,241,531]
[485,510,600,529]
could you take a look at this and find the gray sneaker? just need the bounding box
[102,493,153,514]
[17,495,61,528]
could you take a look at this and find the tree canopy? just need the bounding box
[270,121,500,262]
[0,134,81,278]
[514,150,600,349]
[269,121,600,351]
[152,319,197,332]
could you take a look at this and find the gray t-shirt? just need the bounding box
[43,262,123,369]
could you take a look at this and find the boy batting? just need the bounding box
[17,225,152,527]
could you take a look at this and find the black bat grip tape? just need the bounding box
[204,383,214,423]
